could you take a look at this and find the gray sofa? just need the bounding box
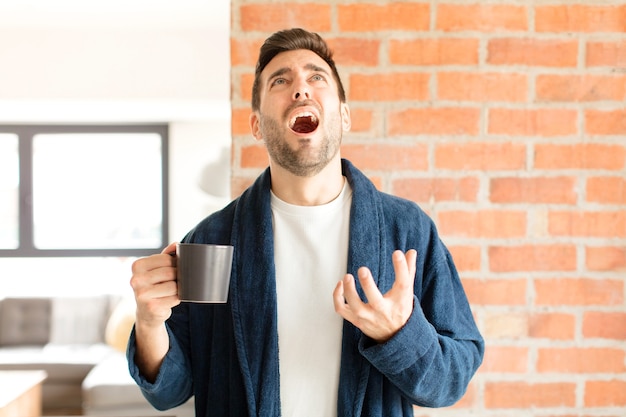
[0,296,193,416]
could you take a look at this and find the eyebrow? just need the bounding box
[266,63,330,84]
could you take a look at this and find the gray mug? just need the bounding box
[176,243,234,303]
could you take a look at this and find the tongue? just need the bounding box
[291,116,318,134]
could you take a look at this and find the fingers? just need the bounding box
[335,249,417,309]
[333,274,365,320]
[161,241,178,256]
[340,274,362,309]
[406,249,417,279]
[357,267,384,307]
[131,254,176,287]
[333,249,417,342]
[332,280,347,315]
[130,244,181,323]
[391,249,417,293]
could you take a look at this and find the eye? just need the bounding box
[270,78,287,87]
[310,74,325,82]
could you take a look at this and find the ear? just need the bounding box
[249,111,262,141]
[341,103,351,133]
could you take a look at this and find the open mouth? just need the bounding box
[289,111,319,134]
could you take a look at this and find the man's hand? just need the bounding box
[130,242,181,327]
[333,249,417,343]
[129,241,181,382]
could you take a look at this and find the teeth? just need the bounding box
[289,111,317,128]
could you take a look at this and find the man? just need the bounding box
[128,28,484,417]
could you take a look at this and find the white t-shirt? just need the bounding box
[271,180,352,417]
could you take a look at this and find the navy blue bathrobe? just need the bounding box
[128,159,484,416]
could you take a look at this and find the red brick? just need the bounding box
[479,346,528,373]
[586,246,626,271]
[341,144,428,171]
[438,210,526,238]
[349,73,430,102]
[485,381,576,408]
[338,3,429,32]
[487,38,578,67]
[368,175,383,191]
[448,382,477,408]
[230,37,263,67]
[390,38,479,66]
[449,246,481,272]
[489,245,577,272]
[536,5,626,33]
[583,312,626,339]
[549,211,626,238]
[586,109,626,135]
[585,380,626,407]
[230,175,256,198]
[489,108,577,136]
[327,38,380,67]
[483,312,529,339]
[240,73,255,102]
[437,4,528,32]
[437,72,527,102]
[490,177,577,204]
[389,108,480,136]
[346,108,374,134]
[587,176,626,204]
[529,313,576,340]
[392,177,479,203]
[538,347,626,373]
[587,41,626,68]
[232,108,252,136]
[535,144,626,170]
[462,278,527,306]
[534,278,624,306]
[240,144,268,168]
[435,142,526,170]
[240,3,331,32]
[536,74,626,102]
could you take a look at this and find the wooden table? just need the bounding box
[0,370,47,417]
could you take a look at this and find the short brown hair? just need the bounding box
[251,28,346,111]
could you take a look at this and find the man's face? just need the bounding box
[250,49,351,177]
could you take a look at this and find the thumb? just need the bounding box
[161,241,178,255]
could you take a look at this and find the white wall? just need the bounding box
[0,1,232,242]
[0,2,232,296]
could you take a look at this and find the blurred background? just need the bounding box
[0,0,231,296]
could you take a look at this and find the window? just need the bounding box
[0,125,169,257]
[0,133,19,250]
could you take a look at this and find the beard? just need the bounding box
[258,105,343,177]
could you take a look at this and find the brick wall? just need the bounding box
[230,1,626,415]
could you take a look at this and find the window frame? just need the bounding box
[0,124,169,257]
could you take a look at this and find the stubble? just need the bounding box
[259,106,343,177]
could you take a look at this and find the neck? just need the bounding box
[270,157,344,206]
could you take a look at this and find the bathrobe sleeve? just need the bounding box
[341,157,483,410]
[356,198,484,408]
[127,322,194,410]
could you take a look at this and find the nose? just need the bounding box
[293,78,310,101]
[294,91,309,100]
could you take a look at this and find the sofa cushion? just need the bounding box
[0,298,51,346]
[0,344,114,381]
[50,296,112,345]
[82,352,149,407]
[82,352,194,416]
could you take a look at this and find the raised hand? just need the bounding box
[333,249,417,343]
